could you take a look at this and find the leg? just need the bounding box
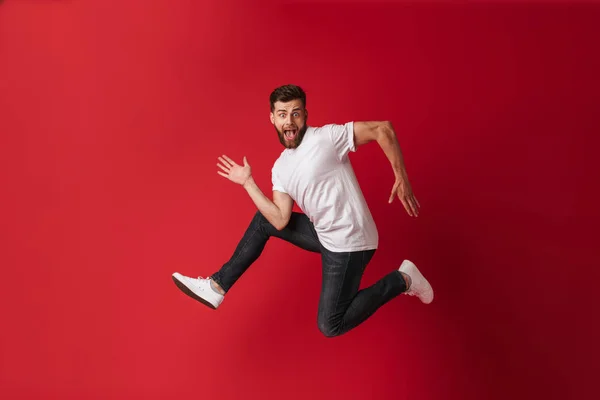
[316,247,408,337]
[210,210,320,293]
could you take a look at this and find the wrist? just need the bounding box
[393,167,407,180]
[243,175,255,190]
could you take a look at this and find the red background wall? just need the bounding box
[1,0,598,399]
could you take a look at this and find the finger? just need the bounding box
[217,171,228,178]
[221,155,237,166]
[217,163,229,173]
[414,195,421,208]
[404,194,416,216]
[218,156,233,168]
[243,156,248,167]
[409,197,419,217]
[400,195,413,217]
[412,195,420,213]
[389,183,399,203]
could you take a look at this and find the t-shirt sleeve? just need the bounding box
[271,166,287,193]
[327,122,356,161]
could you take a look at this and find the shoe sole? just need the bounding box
[172,274,218,310]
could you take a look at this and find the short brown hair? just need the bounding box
[269,84,306,112]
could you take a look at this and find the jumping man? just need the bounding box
[172,84,433,337]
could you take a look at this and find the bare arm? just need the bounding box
[353,121,406,177]
[216,155,293,230]
[353,121,421,217]
[243,177,293,230]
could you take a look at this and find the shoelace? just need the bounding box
[197,276,223,296]
[195,276,210,291]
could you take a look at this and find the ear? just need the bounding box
[270,112,275,125]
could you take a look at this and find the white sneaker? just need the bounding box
[399,260,434,304]
[172,272,224,309]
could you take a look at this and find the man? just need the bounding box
[172,84,433,337]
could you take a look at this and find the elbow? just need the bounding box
[377,121,395,141]
[379,121,394,135]
[274,217,290,231]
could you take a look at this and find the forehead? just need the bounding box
[273,99,304,112]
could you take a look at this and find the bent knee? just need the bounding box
[317,319,342,338]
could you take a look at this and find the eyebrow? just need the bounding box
[277,108,302,113]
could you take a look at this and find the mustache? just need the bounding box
[276,124,308,148]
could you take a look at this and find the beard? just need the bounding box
[275,123,308,149]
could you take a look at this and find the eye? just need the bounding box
[293,112,299,117]
[279,114,285,118]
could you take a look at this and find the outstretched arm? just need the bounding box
[216,155,293,230]
[353,121,420,217]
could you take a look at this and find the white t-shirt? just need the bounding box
[271,122,379,252]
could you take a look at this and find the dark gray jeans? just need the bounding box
[210,211,407,337]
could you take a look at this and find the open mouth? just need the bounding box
[284,129,298,141]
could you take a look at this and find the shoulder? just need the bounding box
[313,122,354,133]
[310,124,329,133]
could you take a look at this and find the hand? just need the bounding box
[389,177,420,217]
[216,154,252,186]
